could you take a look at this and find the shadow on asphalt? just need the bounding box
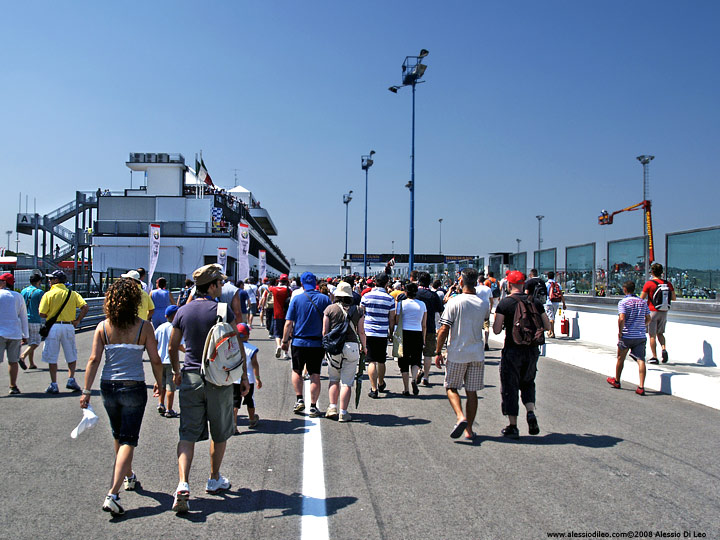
[2,391,81,399]
[349,412,431,427]
[123,487,357,521]
[234,417,307,435]
[458,432,623,448]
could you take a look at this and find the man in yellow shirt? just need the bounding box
[39,270,89,394]
[121,270,155,321]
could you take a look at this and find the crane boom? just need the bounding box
[598,200,654,262]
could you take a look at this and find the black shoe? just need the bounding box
[377,382,387,392]
[415,370,424,385]
[527,412,540,435]
[18,358,27,370]
[661,350,669,363]
[421,378,430,387]
[484,343,490,352]
[501,424,520,439]
[648,357,659,364]
[8,386,21,395]
[368,390,379,399]
[402,390,411,396]
[411,381,419,395]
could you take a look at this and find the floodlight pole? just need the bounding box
[636,155,654,270]
[343,191,353,269]
[362,152,375,279]
[409,82,416,272]
[438,218,443,254]
[536,215,544,251]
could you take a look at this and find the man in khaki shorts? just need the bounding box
[168,264,249,513]
[434,268,490,440]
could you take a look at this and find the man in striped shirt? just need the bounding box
[360,273,396,399]
[607,281,650,396]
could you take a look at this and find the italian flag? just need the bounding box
[195,158,214,187]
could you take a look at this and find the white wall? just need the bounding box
[146,165,183,196]
[562,303,719,366]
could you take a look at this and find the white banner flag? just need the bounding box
[258,249,266,280]
[147,224,161,289]
[217,247,228,275]
[237,223,250,281]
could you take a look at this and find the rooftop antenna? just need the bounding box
[232,169,241,187]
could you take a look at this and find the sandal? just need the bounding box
[450,420,468,439]
[164,409,178,418]
[157,404,166,415]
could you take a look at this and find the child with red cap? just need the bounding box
[233,323,262,432]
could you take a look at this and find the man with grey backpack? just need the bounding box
[167,264,249,513]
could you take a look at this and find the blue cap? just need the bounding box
[165,305,179,318]
[301,271,317,290]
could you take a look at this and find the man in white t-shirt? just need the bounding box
[244,277,259,328]
[434,268,490,440]
[475,273,494,352]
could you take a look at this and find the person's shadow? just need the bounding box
[122,486,357,522]
[457,432,623,448]
[350,412,431,427]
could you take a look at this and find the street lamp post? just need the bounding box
[438,218,443,254]
[389,48,429,274]
[536,215,544,251]
[636,155,654,271]
[361,151,375,279]
[516,238,521,255]
[342,190,353,272]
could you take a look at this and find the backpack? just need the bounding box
[489,279,500,298]
[651,280,671,311]
[549,281,562,302]
[322,305,357,356]
[201,303,246,386]
[531,279,548,304]
[511,297,546,347]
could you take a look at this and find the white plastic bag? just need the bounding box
[71,404,99,439]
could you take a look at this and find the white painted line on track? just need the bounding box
[301,379,329,540]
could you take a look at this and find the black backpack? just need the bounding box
[511,297,545,347]
[531,279,547,304]
[322,305,356,355]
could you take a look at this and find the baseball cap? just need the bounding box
[279,273,289,282]
[46,270,67,282]
[192,264,227,286]
[121,270,142,282]
[0,272,15,287]
[165,305,179,318]
[301,272,317,290]
[236,323,251,336]
[507,270,526,284]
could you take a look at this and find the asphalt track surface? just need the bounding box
[1,328,719,540]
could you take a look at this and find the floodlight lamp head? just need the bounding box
[636,155,655,164]
[418,49,429,58]
[370,150,375,156]
[388,86,400,93]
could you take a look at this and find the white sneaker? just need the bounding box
[102,494,124,515]
[275,347,282,358]
[172,482,190,513]
[339,412,352,423]
[206,474,231,494]
[325,406,339,420]
[123,473,137,491]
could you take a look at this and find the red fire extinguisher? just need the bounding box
[560,309,570,336]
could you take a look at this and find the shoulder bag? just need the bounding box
[39,289,72,339]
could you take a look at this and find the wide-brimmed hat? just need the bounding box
[192,264,227,286]
[333,281,353,299]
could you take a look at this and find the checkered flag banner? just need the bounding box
[212,207,223,221]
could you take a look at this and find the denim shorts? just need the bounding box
[100,380,148,447]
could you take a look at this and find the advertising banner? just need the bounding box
[217,247,228,275]
[237,223,250,280]
[258,249,266,280]
[147,224,161,289]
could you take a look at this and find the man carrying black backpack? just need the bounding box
[493,271,550,439]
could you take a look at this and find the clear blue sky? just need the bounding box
[2,1,719,267]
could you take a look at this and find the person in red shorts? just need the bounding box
[640,263,676,364]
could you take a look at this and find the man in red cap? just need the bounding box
[493,270,550,439]
[0,273,28,394]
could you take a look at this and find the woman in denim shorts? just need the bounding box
[80,279,164,516]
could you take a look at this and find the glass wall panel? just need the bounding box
[488,255,503,279]
[607,237,645,295]
[666,227,720,299]
[566,243,595,294]
[478,257,485,272]
[533,248,556,278]
[509,252,527,274]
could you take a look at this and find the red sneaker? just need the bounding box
[606,377,621,389]
[635,386,645,396]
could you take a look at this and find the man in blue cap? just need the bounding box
[281,272,331,417]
